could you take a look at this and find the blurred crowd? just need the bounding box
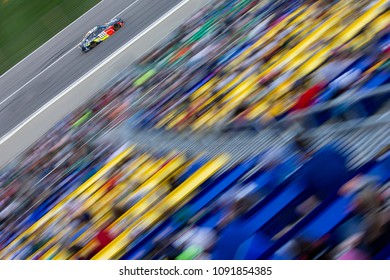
[144,138,390,260]
[0,0,389,260]
[130,0,389,133]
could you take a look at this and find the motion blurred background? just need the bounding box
[0,0,389,260]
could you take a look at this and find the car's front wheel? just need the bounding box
[90,41,97,49]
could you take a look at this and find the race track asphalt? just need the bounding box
[0,0,181,138]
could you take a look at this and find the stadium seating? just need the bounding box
[0,0,389,260]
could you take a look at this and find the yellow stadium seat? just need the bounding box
[51,155,181,260]
[67,154,188,259]
[33,154,153,260]
[0,146,135,259]
[248,0,388,119]
[91,154,229,260]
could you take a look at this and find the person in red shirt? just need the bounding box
[290,81,327,112]
[85,206,126,259]
[86,221,116,259]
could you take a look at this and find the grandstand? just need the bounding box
[0,0,389,260]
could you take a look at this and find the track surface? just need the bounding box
[0,0,181,138]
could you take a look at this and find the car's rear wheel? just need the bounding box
[113,23,121,31]
[90,41,97,48]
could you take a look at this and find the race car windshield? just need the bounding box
[83,26,101,39]
[89,26,104,37]
[83,29,94,40]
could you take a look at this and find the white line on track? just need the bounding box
[0,0,104,79]
[115,0,140,17]
[0,46,76,107]
[0,0,191,147]
[0,0,141,108]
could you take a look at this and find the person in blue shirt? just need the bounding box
[299,144,350,201]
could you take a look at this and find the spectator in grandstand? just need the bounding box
[339,174,380,196]
[212,197,255,260]
[219,176,262,211]
[172,221,217,260]
[331,185,390,259]
[220,101,260,133]
[68,245,86,260]
[273,237,313,260]
[290,77,327,112]
[26,227,53,259]
[274,181,388,260]
[168,176,181,192]
[301,141,349,198]
[357,48,390,88]
[85,221,115,260]
[147,230,182,260]
[0,198,20,228]
[316,50,376,103]
[315,51,357,86]
[336,249,370,260]
[56,211,93,256]
[280,140,351,218]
